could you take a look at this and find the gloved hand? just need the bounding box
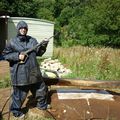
[41,39,49,47]
[19,53,26,61]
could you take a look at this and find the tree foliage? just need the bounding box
[79,0,120,47]
[0,0,120,47]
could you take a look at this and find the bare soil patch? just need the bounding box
[0,87,120,120]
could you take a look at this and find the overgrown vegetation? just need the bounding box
[0,45,120,89]
[0,75,10,88]
[0,1,120,81]
[1,1,119,80]
[53,46,120,80]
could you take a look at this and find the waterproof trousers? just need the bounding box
[10,82,48,117]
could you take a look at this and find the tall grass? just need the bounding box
[0,75,11,88]
[53,45,120,80]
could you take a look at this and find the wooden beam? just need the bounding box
[57,78,120,89]
[43,77,120,89]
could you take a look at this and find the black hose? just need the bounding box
[46,109,57,120]
[0,94,12,119]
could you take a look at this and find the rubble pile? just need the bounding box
[40,58,72,77]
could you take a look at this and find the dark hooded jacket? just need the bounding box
[3,21,47,86]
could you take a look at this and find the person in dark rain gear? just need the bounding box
[3,21,50,118]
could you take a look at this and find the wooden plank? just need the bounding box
[43,77,120,89]
[56,78,120,89]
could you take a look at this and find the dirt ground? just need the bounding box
[0,87,120,120]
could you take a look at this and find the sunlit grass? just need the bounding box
[0,75,11,88]
[53,45,120,80]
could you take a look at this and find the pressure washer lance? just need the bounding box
[20,32,59,64]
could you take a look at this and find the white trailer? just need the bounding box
[0,16,54,57]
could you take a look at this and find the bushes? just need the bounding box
[55,0,120,48]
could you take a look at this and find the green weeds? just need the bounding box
[53,46,120,80]
[0,75,11,88]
